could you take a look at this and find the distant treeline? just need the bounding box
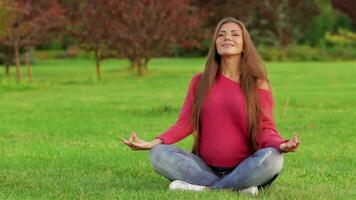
[1,0,355,81]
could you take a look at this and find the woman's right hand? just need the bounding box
[121,132,162,151]
[280,133,300,153]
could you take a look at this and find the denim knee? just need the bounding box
[149,144,170,165]
[258,147,284,174]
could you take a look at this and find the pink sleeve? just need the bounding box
[155,73,201,144]
[256,89,288,153]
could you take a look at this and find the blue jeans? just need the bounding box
[149,144,284,190]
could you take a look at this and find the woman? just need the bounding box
[122,17,300,196]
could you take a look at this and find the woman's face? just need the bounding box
[215,22,243,56]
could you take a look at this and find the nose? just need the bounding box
[223,33,232,41]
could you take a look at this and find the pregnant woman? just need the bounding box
[122,17,300,196]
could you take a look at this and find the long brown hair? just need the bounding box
[190,17,269,154]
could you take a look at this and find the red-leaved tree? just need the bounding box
[0,0,16,75]
[111,0,201,75]
[331,0,356,24]
[1,0,64,82]
[63,0,120,80]
[63,0,201,77]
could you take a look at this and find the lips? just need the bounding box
[222,44,234,47]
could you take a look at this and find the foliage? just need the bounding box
[62,0,200,76]
[257,45,356,61]
[1,0,65,47]
[325,28,356,47]
[197,0,319,47]
[0,0,65,81]
[63,0,119,80]
[0,0,15,39]
[110,0,201,75]
[301,1,334,47]
[331,0,356,24]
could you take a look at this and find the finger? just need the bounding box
[124,141,135,148]
[129,133,135,142]
[282,143,293,152]
[282,141,299,152]
[289,142,297,148]
[288,141,297,146]
[130,144,143,151]
[132,132,139,141]
[289,146,298,152]
[130,141,143,148]
[121,138,130,144]
[287,144,294,151]
[285,143,296,151]
[290,143,299,150]
[123,140,139,149]
[133,145,142,150]
[290,145,297,150]
[126,140,144,150]
[294,135,300,145]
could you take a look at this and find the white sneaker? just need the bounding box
[239,186,259,196]
[169,180,207,192]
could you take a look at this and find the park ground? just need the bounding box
[0,58,355,199]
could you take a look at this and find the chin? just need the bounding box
[219,51,241,56]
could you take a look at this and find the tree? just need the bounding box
[0,0,12,38]
[111,0,200,75]
[1,0,64,82]
[331,0,356,24]
[61,0,200,77]
[63,0,118,81]
[0,0,16,76]
[0,45,14,76]
[196,0,319,47]
[255,0,319,46]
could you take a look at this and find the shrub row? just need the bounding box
[30,45,356,62]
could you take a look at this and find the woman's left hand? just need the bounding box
[280,134,300,153]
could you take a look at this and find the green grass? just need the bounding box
[0,58,356,199]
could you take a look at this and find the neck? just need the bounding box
[221,55,241,79]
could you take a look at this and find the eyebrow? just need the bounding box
[219,30,241,33]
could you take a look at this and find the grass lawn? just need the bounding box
[0,58,355,199]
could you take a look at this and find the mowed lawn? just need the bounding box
[0,58,355,199]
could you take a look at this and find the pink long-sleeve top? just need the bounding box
[156,73,286,167]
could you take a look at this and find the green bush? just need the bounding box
[31,45,356,62]
[258,45,356,61]
[321,46,356,60]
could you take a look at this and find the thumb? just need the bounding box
[132,132,139,141]
[293,134,300,143]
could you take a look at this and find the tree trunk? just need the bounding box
[130,59,134,69]
[137,65,145,76]
[5,64,10,76]
[136,58,145,76]
[14,41,22,82]
[96,58,101,81]
[25,48,32,83]
[94,50,102,81]
[143,58,149,70]
[129,58,138,71]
